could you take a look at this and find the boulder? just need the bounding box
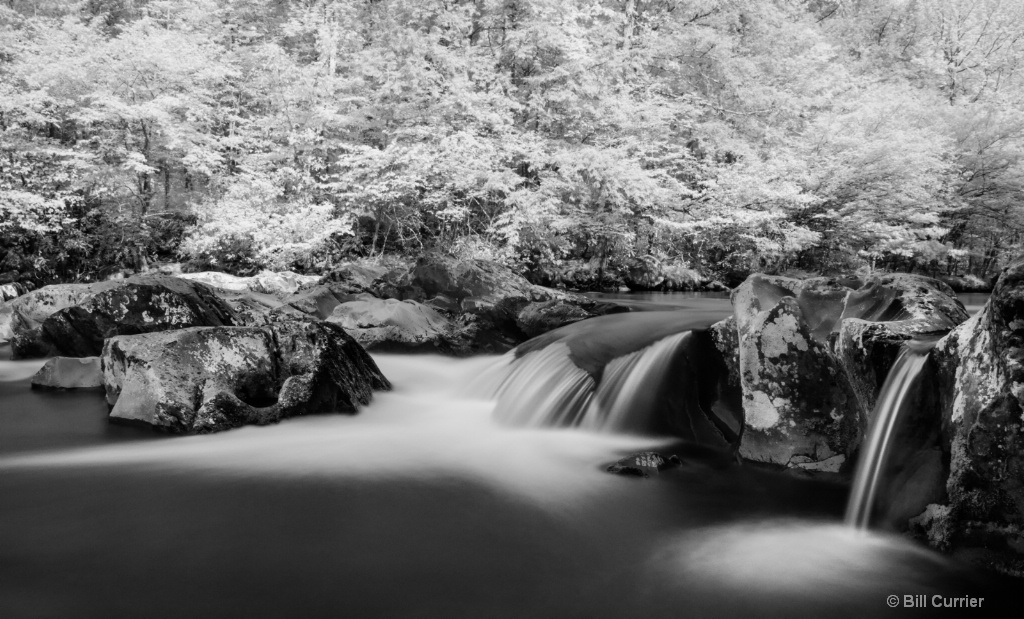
[280,284,369,320]
[724,272,968,472]
[102,322,390,433]
[515,300,591,338]
[325,262,393,294]
[1,282,25,303]
[622,257,702,291]
[249,270,321,295]
[321,255,632,352]
[326,298,460,353]
[410,255,540,351]
[31,357,103,390]
[178,270,321,296]
[410,254,639,351]
[177,271,252,292]
[33,275,238,358]
[10,328,55,358]
[0,281,117,343]
[734,295,859,471]
[922,258,1024,573]
[217,289,305,326]
[412,254,536,303]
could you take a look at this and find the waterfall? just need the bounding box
[845,341,935,529]
[482,332,694,433]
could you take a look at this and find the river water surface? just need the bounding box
[0,293,1007,618]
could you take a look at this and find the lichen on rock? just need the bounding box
[927,258,1024,574]
[722,271,967,472]
[102,322,391,433]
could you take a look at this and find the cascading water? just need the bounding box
[845,340,936,529]
[481,331,695,433]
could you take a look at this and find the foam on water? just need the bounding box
[484,332,696,433]
[651,520,949,595]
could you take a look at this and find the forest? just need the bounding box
[2,0,1022,290]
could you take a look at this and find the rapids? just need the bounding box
[0,293,1007,617]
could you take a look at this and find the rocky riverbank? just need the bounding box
[3,253,1022,576]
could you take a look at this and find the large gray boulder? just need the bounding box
[30,275,239,358]
[102,322,390,433]
[722,273,967,473]
[918,259,1024,573]
[326,298,459,353]
[279,284,369,320]
[412,255,537,305]
[411,255,540,352]
[0,281,117,343]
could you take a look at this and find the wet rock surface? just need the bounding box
[102,322,390,433]
[606,452,681,477]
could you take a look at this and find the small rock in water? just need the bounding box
[606,451,681,477]
[31,356,104,390]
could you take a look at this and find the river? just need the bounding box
[0,292,1007,618]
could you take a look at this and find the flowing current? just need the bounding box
[480,332,693,432]
[845,342,935,529]
[0,293,1006,616]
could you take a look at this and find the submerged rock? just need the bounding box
[35,275,238,358]
[102,322,390,433]
[31,356,104,390]
[607,452,681,477]
[925,258,1024,573]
